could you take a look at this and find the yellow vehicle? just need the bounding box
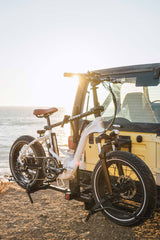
[69,63,160,209]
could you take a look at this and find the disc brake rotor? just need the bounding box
[117,175,137,199]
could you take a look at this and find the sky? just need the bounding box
[0,0,160,112]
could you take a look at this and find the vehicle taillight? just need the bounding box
[68,136,75,150]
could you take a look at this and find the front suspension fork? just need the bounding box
[99,144,113,195]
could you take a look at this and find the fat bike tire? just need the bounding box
[92,151,157,226]
[9,135,45,190]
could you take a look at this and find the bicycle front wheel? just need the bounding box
[92,151,157,226]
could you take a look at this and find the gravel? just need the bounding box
[0,182,160,240]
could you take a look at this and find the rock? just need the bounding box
[79,231,90,238]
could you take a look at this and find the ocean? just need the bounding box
[0,106,68,177]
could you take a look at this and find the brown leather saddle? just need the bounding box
[33,107,58,117]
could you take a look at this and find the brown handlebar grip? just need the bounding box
[64,73,75,77]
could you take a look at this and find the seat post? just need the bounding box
[45,115,52,130]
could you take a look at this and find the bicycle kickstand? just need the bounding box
[26,185,34,204]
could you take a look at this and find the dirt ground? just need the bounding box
[0,180,160,240]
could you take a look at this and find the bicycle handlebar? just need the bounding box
[64,71,101,81]
[44,106,104,130]
[64,71,121,84]
[64,72,85,78]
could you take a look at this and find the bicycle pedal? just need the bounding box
[49,166,64,174]
[58,168,65,174]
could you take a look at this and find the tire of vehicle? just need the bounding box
[9,135,45,190]
[92,151,157,226]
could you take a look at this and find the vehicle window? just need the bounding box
[120,83,143,104]
[147,83,160,122]
[148,83,160,102]
[83,78,160,123]
[83,82,117,121]
[117,82,156,123]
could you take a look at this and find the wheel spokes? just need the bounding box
[15,144,38,183]
[100,161,144,219]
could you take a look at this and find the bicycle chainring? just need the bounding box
[42,156,59,180]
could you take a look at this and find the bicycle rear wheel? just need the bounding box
[92,151,157,226]
[9,135,45,190]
